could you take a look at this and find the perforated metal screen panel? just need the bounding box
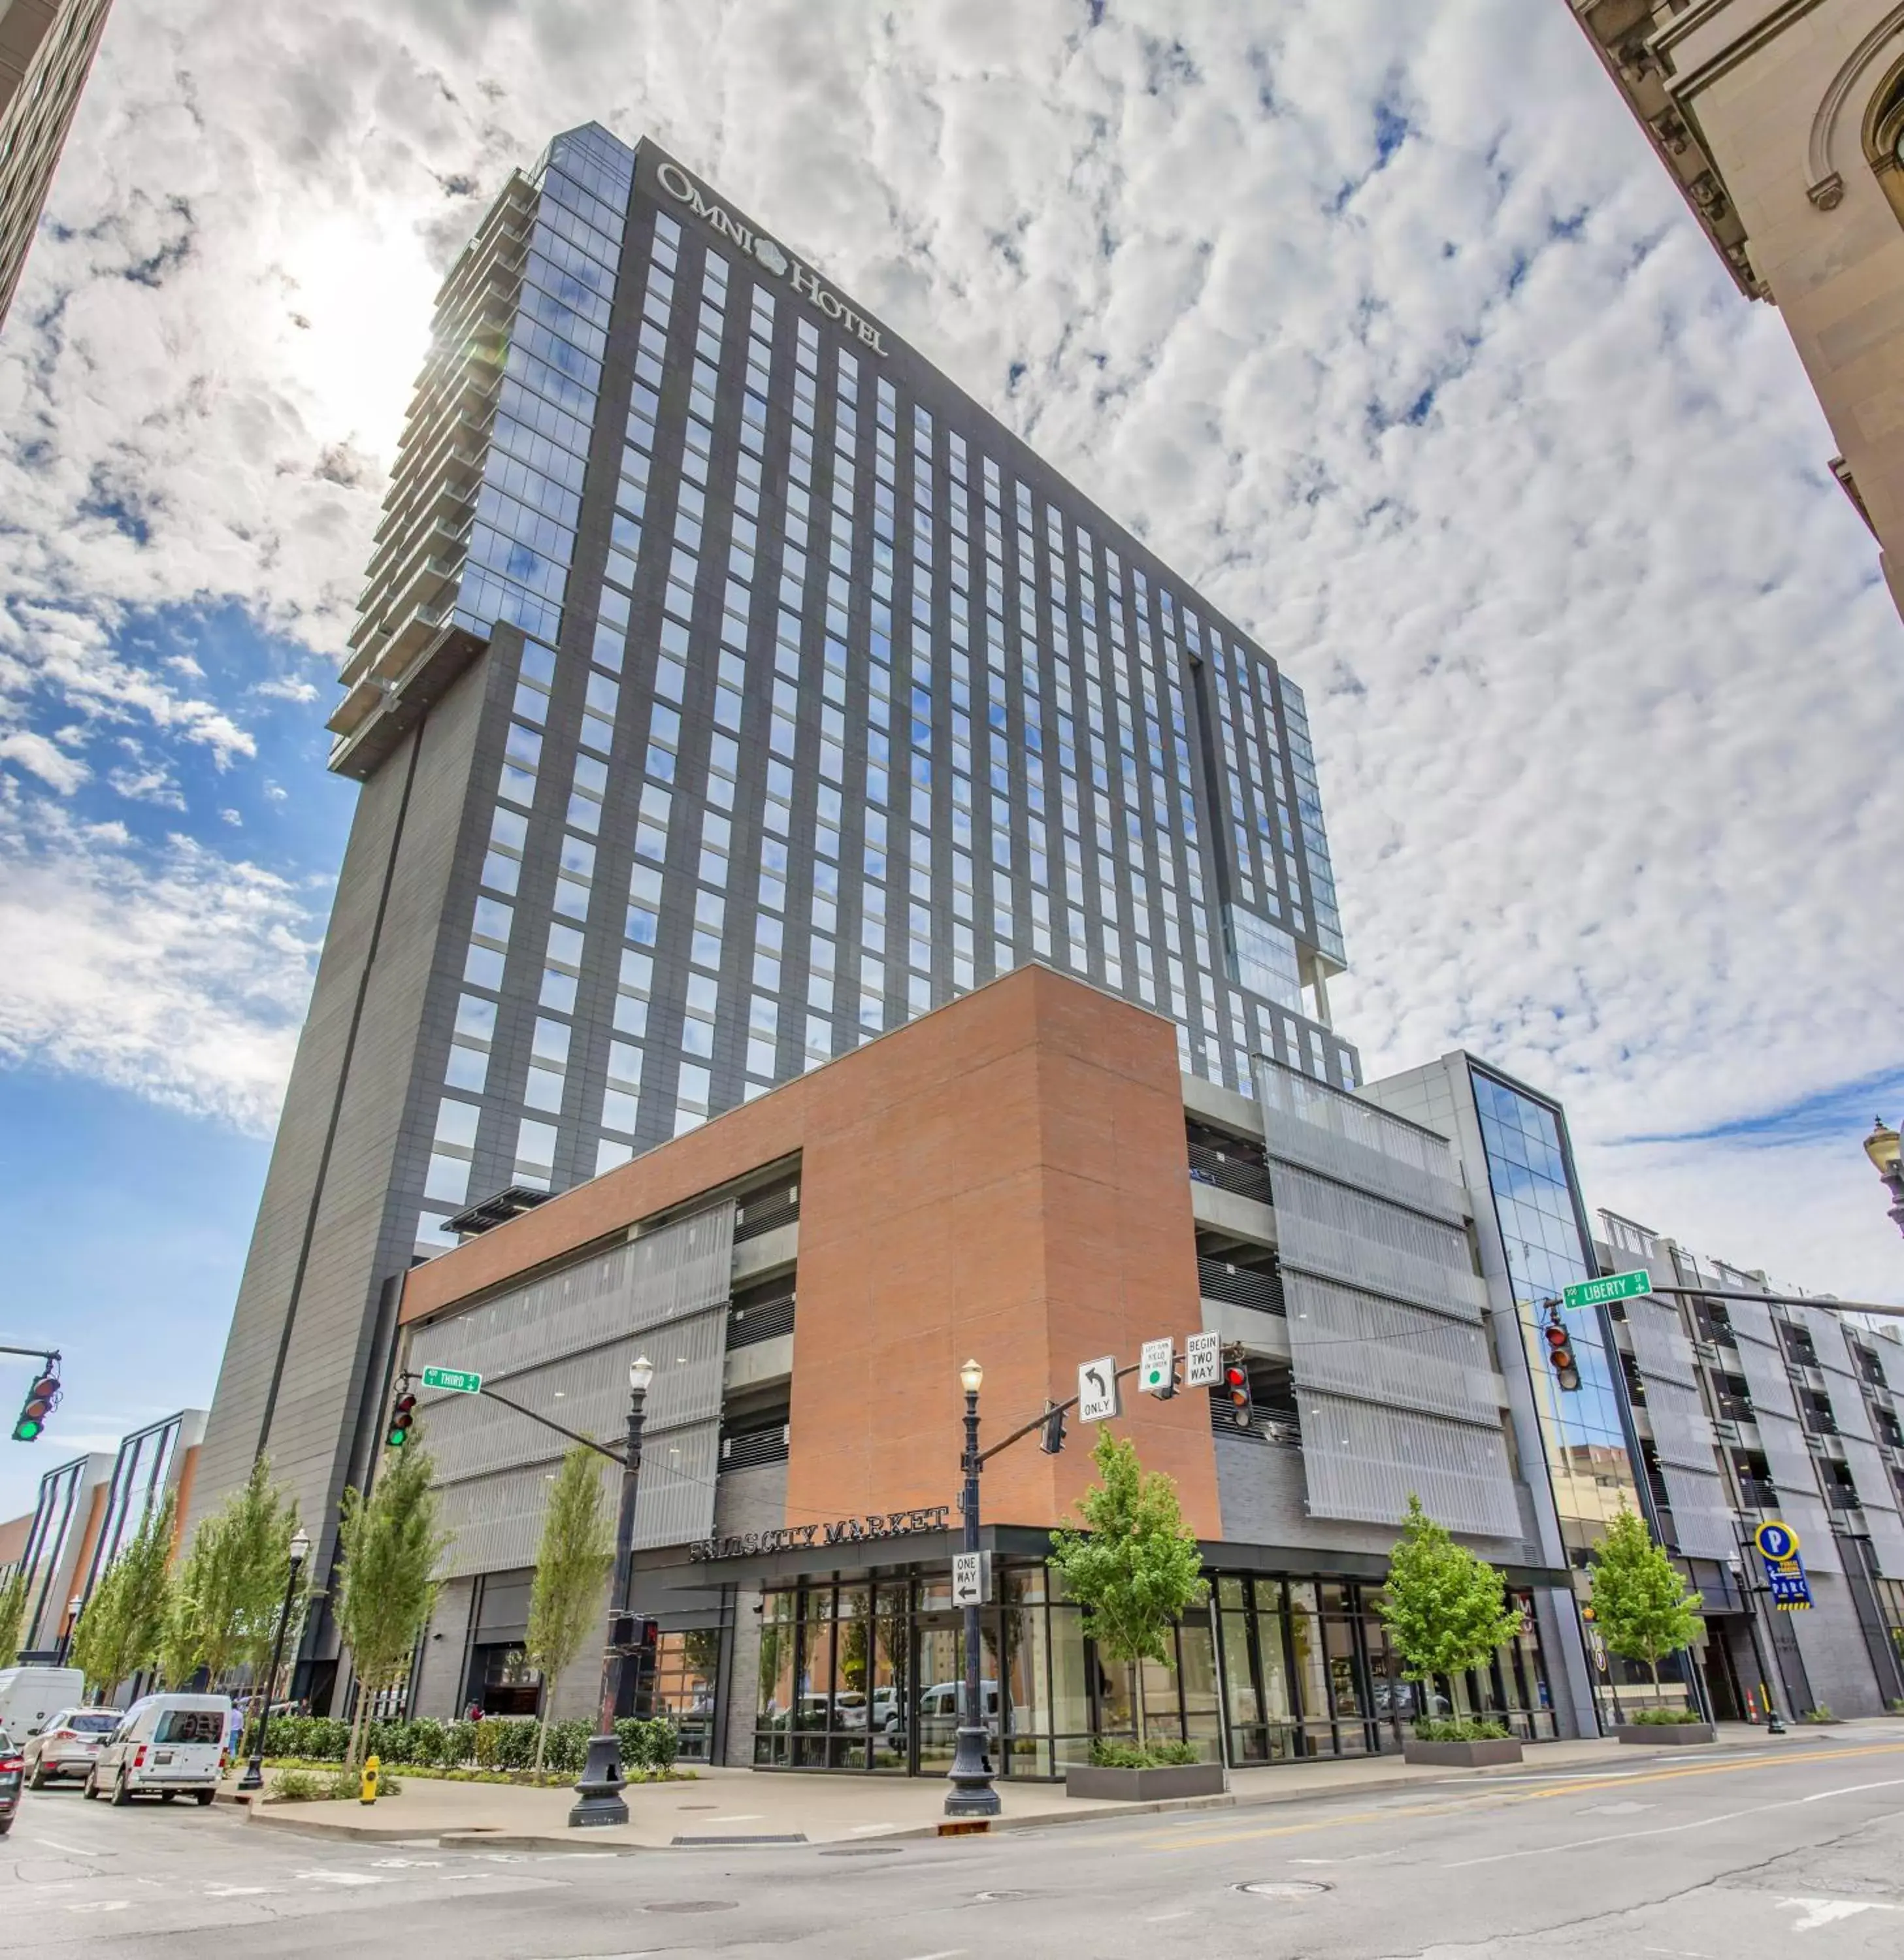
[1255,1059,1466,1226]
[1283,1272,1497,1426]
[1271,1165,1486,1320]
[1625,1298,1699,1390]
[1748,1407,1840,1574]
[1643,1379,1719,1473]
[416,1203,734,1580]
[1657,1462,1739,1560]
[1296,1390,1522,1539]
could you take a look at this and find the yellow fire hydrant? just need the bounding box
[360,1754,380,1806]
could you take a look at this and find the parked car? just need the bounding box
[24,1707,122,1788]
[85,1695,231,1806]
[0,1725,21,1836]
[0,1667,86,1743]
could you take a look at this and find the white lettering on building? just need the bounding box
[657,160,887,355]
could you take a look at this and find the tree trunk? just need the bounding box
[534,1680,549,1774]
[1649,1656,1662,1708]
[346,1676,369,1772]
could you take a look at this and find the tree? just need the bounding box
[161,1459,302,1693]
[71,1493,176,1702]
[0,1565,28,1667]
[524,1443,614,1771]
[1376,1495,1522,1710]
[1047,1429,1209,1747]
[334,1442,449,1768]
[1588,1507,1705,1701]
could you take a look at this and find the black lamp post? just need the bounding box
[1863,1119,1904,1241]
[570,1353,653,1829]
[1730,1537,1786,1735]
[240,1526,310,1791]
[945,1356,1000,1819]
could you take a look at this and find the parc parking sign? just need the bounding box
[1754,1519,1813,1612]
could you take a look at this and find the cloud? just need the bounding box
[0,786,318,1130]
[0,0,1896,1296]
[0,729,89,793]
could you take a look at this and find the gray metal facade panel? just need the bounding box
[1656,1461,1740,1561]
[415,1205,734,1571]
[1272,1165,1486,1322]
[1732,1318,1803,1424]
[1256,1064,1466,1225]
[1296,1389,1522,1539]
[411,1203,736,1391]
[1644,1379,1719,1473]
[1841,1434,1904,1556]
[1797,1308,1879,1445]
[1283,1271,1498,1428]
[631,1420,720,1551]
[1872,1327,1904,1398]
[1625,1297,1699,1390]
[1859,1503,1904,1583]
[438,1462,566,1579]
[1750,1410,1840,1573]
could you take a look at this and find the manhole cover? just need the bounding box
[819,1845,904,1856]
[1238,1880,1332,1899]
[646,1901,740,1914]
[975,1889,1036,1902]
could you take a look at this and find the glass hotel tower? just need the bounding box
[188,126,1358,1643]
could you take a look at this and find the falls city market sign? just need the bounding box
[689,1505,951,1563]
[657,161,890,356]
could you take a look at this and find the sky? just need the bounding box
[1,0,1901,1520]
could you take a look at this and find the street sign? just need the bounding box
[1184,1330,1222,1389]
[1561,1270,1652,1310]
[1754,1520,1800,1562]
[1139,1338,1175,1397]
[1767,1564,1813,1610]
[420,1365,482,1395]
[1077,1356,1120,1424]
[951,1551,990,1608]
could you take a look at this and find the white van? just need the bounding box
[0,1667,87,1744]
[85,1694,231,1806]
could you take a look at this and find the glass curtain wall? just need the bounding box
[751,1566,1555,1776]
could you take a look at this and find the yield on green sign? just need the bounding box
[420,1364,482,1394]
[1561,1270,1652,1310]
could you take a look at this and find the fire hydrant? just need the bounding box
[360,1754,380,1805]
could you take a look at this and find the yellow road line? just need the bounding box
[1138,1742,1904,1852]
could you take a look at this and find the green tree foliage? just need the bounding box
[1588,1507,1705,1695]
[161,1460,302,1690]
[1376,1495,1522,1690]
[334,1442,449,1768]
[71,1492,176,1701]
[524,1443,614,1771]
[1047,1429,1208,1745]
[0,1566,29,1667]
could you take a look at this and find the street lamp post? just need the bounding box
[570,1354,653,1829]
[945,1357,1000,1819]
[1730,1538,1786,1735]
[1864,1119,1904,1241]
[240,1527,311,1792]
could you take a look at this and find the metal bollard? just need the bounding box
[360,1754,380,1805]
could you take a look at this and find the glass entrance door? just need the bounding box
[911,1612,1003,1776]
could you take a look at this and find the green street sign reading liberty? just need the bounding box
[1562,1271,1653,1311]
[420,1365,482,1394]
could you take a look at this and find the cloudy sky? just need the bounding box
[1,0,1900,1516]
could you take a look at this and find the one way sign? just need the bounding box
[1077,1356,1120,1424]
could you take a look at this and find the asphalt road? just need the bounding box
[3,1738,1901,1957]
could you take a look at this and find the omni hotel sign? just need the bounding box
[689,1504,951,1563]
[657,161,890,356]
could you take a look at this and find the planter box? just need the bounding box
[1614,1722,1715,1746]
[1402,1737,1524,1768]
[1065,1761,1228,1802]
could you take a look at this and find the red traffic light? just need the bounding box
[1224,1360,1253,1429]
[1541,1311,1581,1392]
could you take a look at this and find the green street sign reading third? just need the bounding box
[420,1365,482,1395]
[1561,1270,1652,1311]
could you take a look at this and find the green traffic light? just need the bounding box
[13,1417,42,1441]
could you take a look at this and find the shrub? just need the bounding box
[1801,1705,1840,1724]
[270,1768,329,1802]
[1411,1718,1509,1742]
[543,1718,593,1775]
[1087,1739,1202,1769]
[1630,1708,1703,1725]
[268,1716,350,1763]
[616,1716,679,1772]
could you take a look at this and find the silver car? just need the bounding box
[25,1708,122,1788]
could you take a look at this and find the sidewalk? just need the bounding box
[235,1719,1898,1854]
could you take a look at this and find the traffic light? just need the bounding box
[386,1385,418,1449]
[1223,1350,1254,1431]
[1542,1306,1581,1393]
[11,1368,59,1443]
[1038,1401,1068,1455]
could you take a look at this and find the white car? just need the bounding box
[85,1694,231,1806]
[24,1707,122,1788]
